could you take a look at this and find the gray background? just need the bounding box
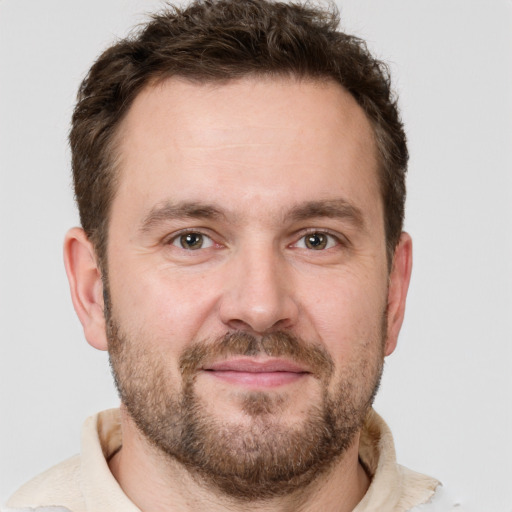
[1,1,511,510]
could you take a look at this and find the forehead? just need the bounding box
[112,76,381,224]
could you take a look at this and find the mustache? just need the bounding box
[179,331,334,383]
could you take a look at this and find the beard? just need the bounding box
[107,313,385,501]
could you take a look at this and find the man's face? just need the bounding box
[105,77,392,497]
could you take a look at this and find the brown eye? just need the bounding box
[181,233,203,249]
[171,232,213,250]
[293,232,339,251]
[305,233,328,250]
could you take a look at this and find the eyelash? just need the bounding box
[291,229,345,251]
[166,229,217,250]
[165,228,346,251]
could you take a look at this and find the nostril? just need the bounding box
[225,315,295,336]
[226,319,254,332]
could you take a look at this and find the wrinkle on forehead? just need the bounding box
[119,75,376,147]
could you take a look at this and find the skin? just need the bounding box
[64,77,412,512]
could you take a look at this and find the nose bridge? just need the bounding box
[220,238,297,333]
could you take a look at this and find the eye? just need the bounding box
[295,232,339,250]
[171,232,214,250]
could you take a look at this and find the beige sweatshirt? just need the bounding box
[5,409,455,512]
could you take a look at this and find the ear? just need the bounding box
[63,227,108,351]
[384,232,413,356]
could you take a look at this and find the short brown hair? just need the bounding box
[70,0,408,266]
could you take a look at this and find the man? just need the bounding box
[5,0,458,510]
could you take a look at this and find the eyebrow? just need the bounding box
[139,201,226,233]
[286,199,365,229]
[139,197,365,233]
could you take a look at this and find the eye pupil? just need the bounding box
[181,233,203,249]
[305,233,327,250]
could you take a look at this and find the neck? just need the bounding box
[109,407,371,512]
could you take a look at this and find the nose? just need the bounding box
[219,244,299,334]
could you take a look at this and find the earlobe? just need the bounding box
[63,227,108,351]
[384,232,413,356]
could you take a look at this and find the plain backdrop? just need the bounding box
[1,1,511,510]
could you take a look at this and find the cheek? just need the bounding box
[107,259,223,344]
[301,269,388,360]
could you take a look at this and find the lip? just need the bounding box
[204,358,308,373]
[201,358,310,388]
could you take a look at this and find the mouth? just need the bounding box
[201,358,311,388]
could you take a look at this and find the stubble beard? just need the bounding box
[107,313,385,501]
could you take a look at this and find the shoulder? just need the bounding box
[391,464,463,511]
[408,483,463,512]
[5,455,85,512]
[1,508,71,512]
